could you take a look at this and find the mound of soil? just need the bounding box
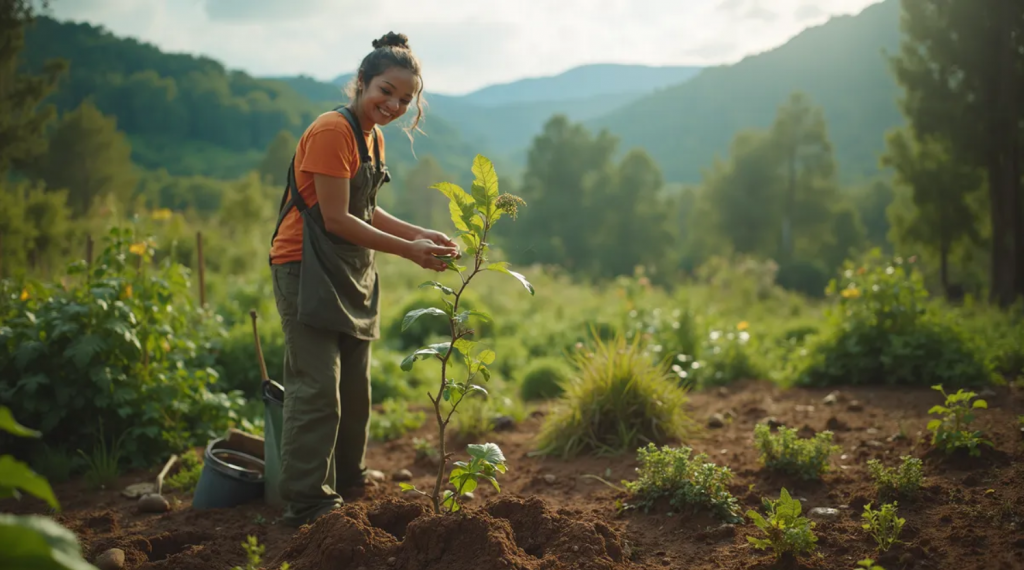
[269,496,631,570]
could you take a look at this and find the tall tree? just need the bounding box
[882,126,984,296]
[0,0,66,175]
[258,129,297,188]
[767,92,839,262]
[890,0,1024,305]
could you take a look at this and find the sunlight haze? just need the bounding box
[46,0,883,94]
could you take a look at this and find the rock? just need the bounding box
[95,548,125,570]
[137,494,170,513]
[723,409,736,420]
[866,427,880,435]
[387,557,397,566]
[846,400,864,412]
[121,482,156,499]
[822,391,842,405]
[825,416,849,431]
[392,469,413,482]
[808,507,841,521]
[365,469,386,483]
[978,388,997,399]
[707,413,725,428]
[461,491,475,501]
[759,417,784,429]
[543,474,557,485]
[492,416,516,432]
[864,440,885,449]
[794,405,815,413]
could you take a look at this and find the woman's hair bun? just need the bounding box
[373,32,410,50]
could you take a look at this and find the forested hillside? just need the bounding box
[590,0,905,185]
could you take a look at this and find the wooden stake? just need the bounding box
[196,231,206,308]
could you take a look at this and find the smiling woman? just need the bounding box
[265,32,460,528]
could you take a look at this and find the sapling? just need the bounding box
[397,154,532,514]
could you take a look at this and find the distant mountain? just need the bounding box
[272,65,705,157]
[588,0,904,184]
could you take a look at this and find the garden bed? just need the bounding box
[4,380,1023,570]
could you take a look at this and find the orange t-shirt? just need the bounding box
[269,110,386,265]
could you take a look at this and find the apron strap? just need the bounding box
[268,152,307,264]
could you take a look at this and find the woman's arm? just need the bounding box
[371,207,425,241]
[315,173,453,271]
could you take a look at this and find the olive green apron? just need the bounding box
[269,106,390,340]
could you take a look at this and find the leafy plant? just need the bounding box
[0,406,98,570]
[534,332,696,459]
[396,155,532,514]
[623,443,742,523]
[926,384,993,457]
[165,451,203,493]
[789,250,993,388]
[231,535,289,570]
[0,225,247,468]
[369,399,425,442]
[746,488,818,559]
[519,356,571,401]
[854,560,886,570]
[867,456,923,501]
[754,424,841,480]
[861,502,905,552]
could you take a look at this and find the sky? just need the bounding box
[44,0,883,96]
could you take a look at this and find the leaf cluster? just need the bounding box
[861,502,905,552]
[926,384,993,456]
[753,424,840,480]
[623,443,742,523]
[867,456,923,501]
[746,488,818,559]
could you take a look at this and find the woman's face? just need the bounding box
[357,66,419,128]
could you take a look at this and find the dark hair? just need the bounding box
[345,32,426,143]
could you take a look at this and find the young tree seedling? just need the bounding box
[397,154,532,514]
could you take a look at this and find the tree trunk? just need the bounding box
[988,0,1021,307]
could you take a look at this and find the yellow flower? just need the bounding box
[20,288,29,301]
[151,208,173,221]
[129,242,147,256]
[841,287,861,299]
[124,284,133,299]
[737,321,749,331]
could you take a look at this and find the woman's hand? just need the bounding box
[415,229,461,258]
[404,239,457,272]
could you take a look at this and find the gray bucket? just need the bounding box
[192,437,265,510]
[262,379,284,507]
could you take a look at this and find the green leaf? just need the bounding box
[0,513,97,570]
[466,442,505,466]
[64,335,105,370]
[419,281,454,296]
[402,308,448,331]
[479,474,501,492]
[486,262,535,295]
[972,400,987,409]
[0,456,59,510]
[0,407,41,439]
[453,338,478,357]
[477,349,496,365]
[399,483,416,491]
[457,476,478,495]
[456,310,492,324]
[926,419,942,431]
[432,182,480,235]
[471,155,500,220]
[400,342,451,372]
[466,384,489,397]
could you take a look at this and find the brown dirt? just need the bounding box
[5,380,1024,570]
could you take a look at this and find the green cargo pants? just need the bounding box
[271,262,372,527]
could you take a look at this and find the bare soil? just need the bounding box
[5,380,1024,570]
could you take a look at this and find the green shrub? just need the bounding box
[675,323,764,389]
[926,384,993,457]
[166,450,203,493]
[754,424,840,480]
[790,250,993,388]
[370,399,426,442]
[211,320,285,396]
[775,259,831,298]
[867,456,923,501]
[519,357,571,401]
[861,502,905,552]
[533,333,695,458]
[746,488,818,559]
[385,288,491,351]
[0,226,247,468]
[623,443,742,523]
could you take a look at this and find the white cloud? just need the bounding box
[45,0,884,94]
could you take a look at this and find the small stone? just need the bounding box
[462,491,475,501]
[572,545,580,552]
[846,401,864,412]
[392,469,413,482]
[822,391,841,405]
[121,482,156,499]
[978,388,997,399]
[492,415,516,431]
[387,557,397,566]
[826,416,849,431]
[95,548,125,570]
[866,427,880,435]
[795,404,815,413]
[864,440,885,449]
[137,494,170,513]
[707,413,725,428]
[543,474,557,485]
[365,469,386,483]
[808,507,841,521]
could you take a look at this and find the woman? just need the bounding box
[268,31,458,527]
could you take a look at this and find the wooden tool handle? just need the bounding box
[250,310,270,381]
